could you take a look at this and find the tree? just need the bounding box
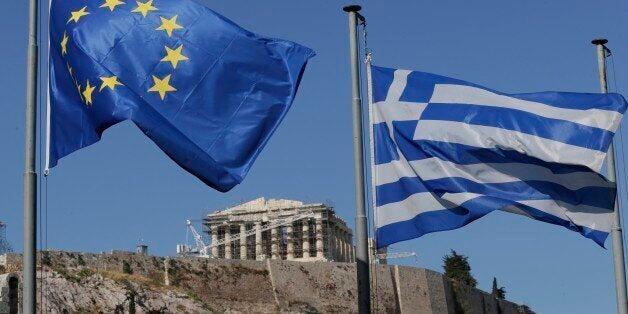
[122,260,133,274]
[442,250,477,287]
[491,277,506,299]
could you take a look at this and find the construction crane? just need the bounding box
[0,221,11,255]
[376,251,416,260]
[177,210,316,258]
[176,220,211,257]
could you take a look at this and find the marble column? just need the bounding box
[345,230,351,263]
[240,223,247,260]
[345,232,352,262]
[336,227,345,262]
[329,225,335,261]
[255,222,262,260]
[271,227,279,259]
[335,226,342,262]
[339,229,346,262]
[315,219,324,259]
[210,226,219,258]
[302,219,310,258]
[352,244,356,263]
[224,225,232,259]
[286,225,294,260]
[329,223,336,261]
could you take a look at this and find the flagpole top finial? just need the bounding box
[592,38,608,46]
[343,5,362,13]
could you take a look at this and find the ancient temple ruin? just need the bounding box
[204,198,354,262]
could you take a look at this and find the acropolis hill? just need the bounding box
[0,250,533,313]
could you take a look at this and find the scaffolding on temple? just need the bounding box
[198,198,355,262]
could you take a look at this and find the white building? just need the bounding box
[204,198,354,262]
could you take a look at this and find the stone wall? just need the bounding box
[0,273,20,314]
[0,254,21,273]
[0,251,532,313]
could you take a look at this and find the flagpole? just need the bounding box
[343,5,371,313]
[23,0,39,310]
[592,38,628,314]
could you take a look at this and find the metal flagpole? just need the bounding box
[343,5,371,313]
[23,0,39,310]
[592,38,628,314]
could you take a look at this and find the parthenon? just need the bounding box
[203,198,354,262]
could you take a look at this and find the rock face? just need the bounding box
[0,251,533,313]
[37,269,210,313]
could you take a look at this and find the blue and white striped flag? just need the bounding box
[370,65,628,248]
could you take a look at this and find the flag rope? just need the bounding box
[358,15,381,311]
[37,0,51,310]
[37,0,43,309]
[608,53,628,264]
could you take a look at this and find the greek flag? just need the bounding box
[371,65,628,248]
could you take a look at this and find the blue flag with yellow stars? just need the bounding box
[47,0,315,191]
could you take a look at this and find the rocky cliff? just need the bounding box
[0,251,532,313]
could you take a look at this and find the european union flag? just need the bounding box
[47,0,315,191]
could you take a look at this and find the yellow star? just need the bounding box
[155,15,183,37]
[76,82,83,102]
[160,45,189,69]
[148,74,176,100]
[100,0,125,11]
[60,32,69,56]
[99,75,124,91]
[67,63,73,76]
[82,80,96,106]
[131,0,157,18]
[67,6,90,24]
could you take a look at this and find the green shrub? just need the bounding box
[41,251,52,266]
[123,260,133,274]
[77,268,95,279]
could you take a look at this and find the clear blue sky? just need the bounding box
[2,1,628,312]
